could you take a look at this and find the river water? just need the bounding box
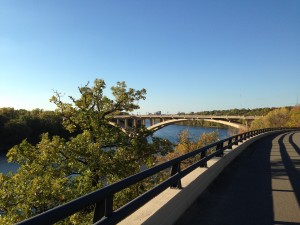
[0,150,19,175]
[0,125,231,174]
[153,124,229,143]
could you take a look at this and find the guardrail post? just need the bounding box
[227,138,232,149]
[199,150,208,168]
[246,132,250,139]
[233,136,238,145]
[215,142,224,157]
[238,134,243,143]
[170,162,182,189]
[93,194,114,223]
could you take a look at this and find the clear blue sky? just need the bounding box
[1,0,299,114]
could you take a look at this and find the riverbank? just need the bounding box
[176,120,228,128]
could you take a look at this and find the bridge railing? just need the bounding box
[17,127,297,225]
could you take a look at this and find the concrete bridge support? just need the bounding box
[133,118,137,127]
[150,118,155,126]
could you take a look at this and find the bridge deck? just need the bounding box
[175,131,300,225]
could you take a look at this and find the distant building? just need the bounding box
[154,111,161,115]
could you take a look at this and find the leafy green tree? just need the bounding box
[0,79,173,224]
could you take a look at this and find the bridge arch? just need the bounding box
[108,121,127,133]
[147,118,247,131]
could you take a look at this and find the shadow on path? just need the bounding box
[290,133,300,156]
[176,133,278,225]
[279,134,300,205]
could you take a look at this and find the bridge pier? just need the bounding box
[150,118,155,126]
[133,118,137,127]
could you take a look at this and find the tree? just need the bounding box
[156,130,219,170]
[287,106,300,127]
[250,107,290,130]
[0,108,71,151]
[0,79,173,224]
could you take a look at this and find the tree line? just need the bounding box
[190,107,290,116]
[0,108,72,152]
[1,105,286,152]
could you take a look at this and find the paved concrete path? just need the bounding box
[175,131,300,225]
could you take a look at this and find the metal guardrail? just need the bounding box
[112,114,262,120]
[17,128,297,225]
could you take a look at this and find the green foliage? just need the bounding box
[195,107,288,116]
[0,108,70,151]
[0,79,173,224]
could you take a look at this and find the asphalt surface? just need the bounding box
[175,131,300,225]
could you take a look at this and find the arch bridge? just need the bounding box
[110,114,262,131]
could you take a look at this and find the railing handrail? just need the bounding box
[112,114,261,119]
[16,127,299,225]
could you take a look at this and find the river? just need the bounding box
[153,124,229,143]
[0,150,19,175]
[0,125,231,174]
